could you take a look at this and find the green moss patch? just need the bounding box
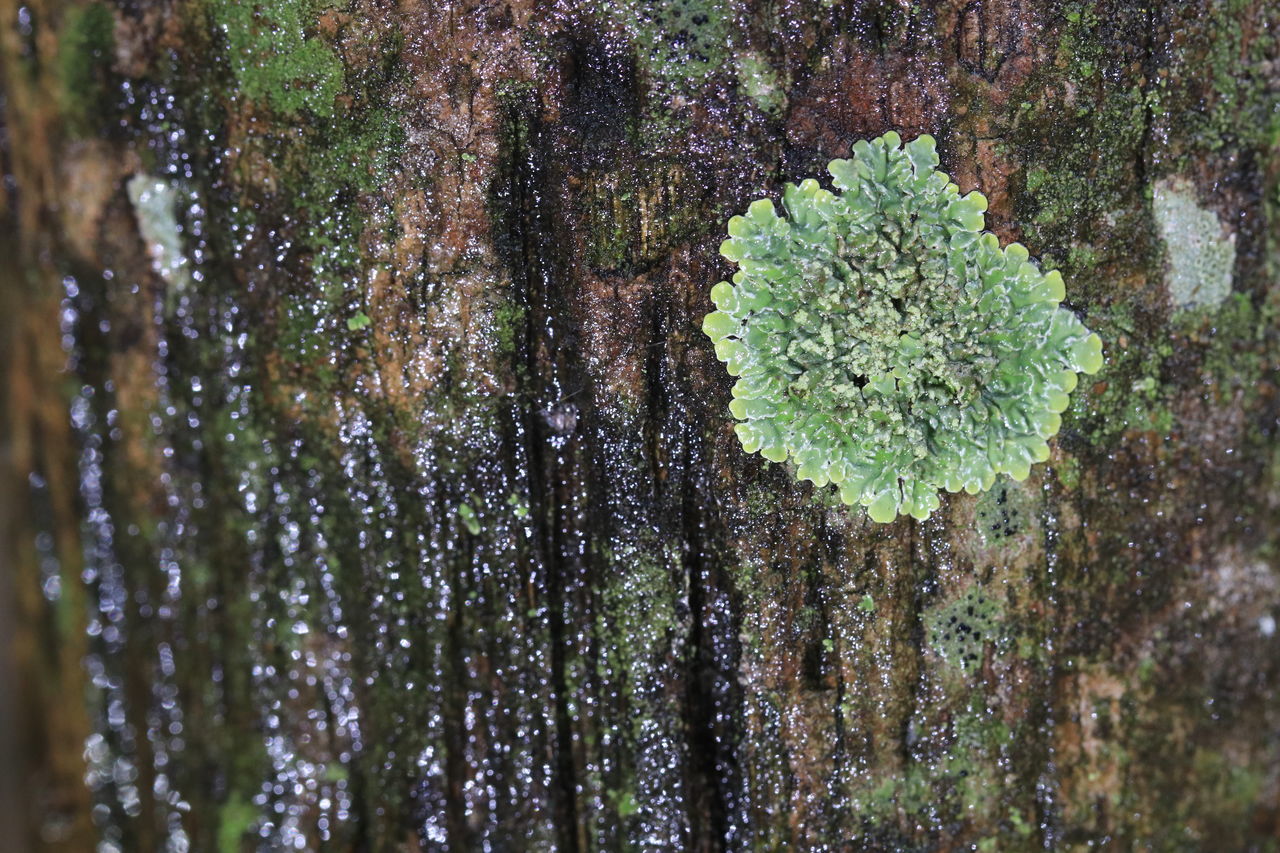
[57,1,115,135]
[208,0,345,117]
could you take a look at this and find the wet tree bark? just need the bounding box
[3,0,1279,850]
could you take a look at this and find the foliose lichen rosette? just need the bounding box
[702,132,1103,523]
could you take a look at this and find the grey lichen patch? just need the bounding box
[1152,177,1235,311]
[207,0,345,118]
[925,586,1003,672]
[703,133,1102,523]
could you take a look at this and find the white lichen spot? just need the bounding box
[127,175,190,293]
[1152,177,1235,311]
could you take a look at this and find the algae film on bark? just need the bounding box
[703,133,1104,523]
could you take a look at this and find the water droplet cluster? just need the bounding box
[703,132,1103,522]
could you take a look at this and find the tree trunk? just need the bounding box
[3,0,1279,850]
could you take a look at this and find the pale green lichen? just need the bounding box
[127,175,191,296]
[925,587,1003,671]
[602,0,730,85]
[973,480,1036,548]
[1152,177,1236,311]
[702,132,1103,523]
[736,52,786,115]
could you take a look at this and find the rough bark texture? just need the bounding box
[3,0,1279,850]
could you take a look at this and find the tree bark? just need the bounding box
[3,0,1279,850]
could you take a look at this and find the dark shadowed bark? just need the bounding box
[3,0,1279,850]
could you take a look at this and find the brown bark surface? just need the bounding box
[3,0,1279,850]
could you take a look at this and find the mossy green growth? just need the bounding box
[208,0,344,117]
[57,1,115,134]
[702,133,1103,523]
[217,792,258,853]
